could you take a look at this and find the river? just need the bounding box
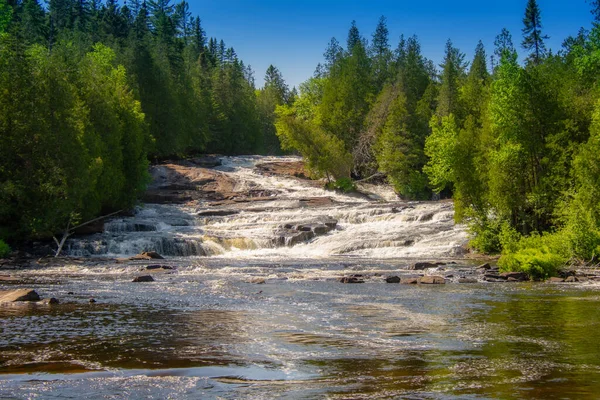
[1,156,600,399]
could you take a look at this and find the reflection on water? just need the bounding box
[2,261,600,399]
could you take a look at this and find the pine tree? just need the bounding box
[346,20,361,52]
[522,0,549,64]
[370,15,392,91]
[436,39,467,118]
[494,28,515,62]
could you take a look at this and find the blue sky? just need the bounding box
[186,1,594,89]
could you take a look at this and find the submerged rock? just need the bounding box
[37,298,60,305]
[385,276,401,283]
[340,276,365,284]
[401,277,420,285]
[145,265,175,271]
[0,289,41,302]
[130,252,164,261]
[419,276,446,285]
[410,262,444,271]
[133,275,155,283]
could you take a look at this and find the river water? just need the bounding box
[1,157,600,399]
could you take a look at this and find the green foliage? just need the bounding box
[498,231,569,280]
[0,0,11,35]
[0,239,9,258]
[325,177,356,193]
[275,105,351,180]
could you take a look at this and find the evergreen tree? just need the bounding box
[436,39,467,118]
[522,0,549,64]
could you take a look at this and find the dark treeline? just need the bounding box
[0,0,291,245]
[275,1,600,277]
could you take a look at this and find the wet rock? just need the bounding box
[548,277,565,283]
[0,289,41,302]
[38,298,60,305]
[188,155,222,168]
[565,276,579,283]
[458,278,478,284]
[145,265,175,271]
[500,272,528,282]
[339,276,365,284]
[248,278,266,284]
[130,251,164,261]
[133,275,155,283]
[401,277,420,285]
[385,276,401,283]
[255,161,309,179]
[419,276,446,285]
[0,275,21,283]
[484,274,504,281]
[477,263,491,270]
[89,298,97,303]
[197,210,240,217]
[410,261,446,270]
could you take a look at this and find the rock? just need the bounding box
[38,298,60,305]
[248,278,266,284]
[0,289,40,302]
[565,276,579,283]
[0,275,21,283]
[255,161,309,179]
[197,210,239,217]
[477,263,491,270]
[419,276,446,285]
[339,276,364,284]
[385,276,401,283]
[89,298,97,303]
[458,278,478,284]
[188,155,222,168]
[548,277,565,283]
[400,277,420,285]
[484,274,504,280]
[145,265,175,271]
[130,251,164,261]
[500,272,528,282]
[410,262,444,270]
[132,275,155,283]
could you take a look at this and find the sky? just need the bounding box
[186,0,594,89]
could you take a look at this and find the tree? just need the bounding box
[522,0,549,64]
[494,28,515,62]
[370,16,392,91]
[436,39,467,118]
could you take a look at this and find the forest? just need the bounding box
[0,0,292,245]
[1,0,599,278]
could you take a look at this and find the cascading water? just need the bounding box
[66,156,468,260]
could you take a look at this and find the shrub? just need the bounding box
[325,177,356,193]
[0,239,10,258]
[498,232,570,280]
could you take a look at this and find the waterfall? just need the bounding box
[67,156,468,259]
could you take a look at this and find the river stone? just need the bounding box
[130,251,164,261]
[401,277,420,285]
[565,276,579,283]
[477,263,491,270]
[248,278,266,284]
[458,278,478,284]
[38,298,60,305]
[548,277,565,283]
[385,276,401,283]
[197,210,239,217]
[145,265,175,271]
[419,276,446,285]
[133,275,155,283]
[0,289,41,302]
[410,262,443,270]
[500,272,528,282]
[339,276,364,284]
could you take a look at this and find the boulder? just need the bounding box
[500,272,528,282]
[401,277,420,285]
[410,262,444,270]
[565,276,579,283]
[145,265,175,271]
[132,275,155,283]
[385,276,401,284]
[0,289,41,302]
[38,298,60,305]
[248,278,266,284]
[419,276,446,285]
[339,276,364,284]
[548,277,565,283]
[130,251,164,261]
[477,263,491,270]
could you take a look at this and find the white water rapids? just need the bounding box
[67,156,469,260]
